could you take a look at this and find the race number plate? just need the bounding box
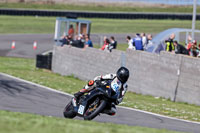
[78,105,85,115]
[111,81,120,92]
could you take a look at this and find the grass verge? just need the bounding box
[0,2,199,13]
[0,15,198,34]
[0,110,182,133]
[0,56,200,122]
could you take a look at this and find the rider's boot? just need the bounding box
[103,103,116,116]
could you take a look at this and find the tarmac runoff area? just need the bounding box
[0,73,200,133]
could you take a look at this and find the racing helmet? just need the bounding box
[116,67,129,83]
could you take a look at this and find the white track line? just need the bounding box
[1,72,200,125]
[119,106,200,125]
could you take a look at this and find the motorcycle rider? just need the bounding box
[74,67,129,115]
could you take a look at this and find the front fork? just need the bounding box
[71,97,77,107]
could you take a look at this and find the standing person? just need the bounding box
[165,33,175,52]
[132,33,143,50]
[186,35,193,50]
[190,40,198,57]
[173,41,189,55]
[60,35,70,46]
[197,43,200,57]
[141,33,147,50]
[187,40,196,54]
[101,37,110,50]
[71,34,85,48]
[109,36,117,49]
[145,34,153,50]
[84,35,93,48]
[68,25,74,38]
[126,36,135,50]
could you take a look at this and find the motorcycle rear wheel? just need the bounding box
[63,102,76,119]
[84,99,106,120]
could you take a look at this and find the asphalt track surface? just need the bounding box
[0,73,200,133]
[0,34,54,58]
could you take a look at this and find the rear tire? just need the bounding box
[63,102,76,119]
[84,99,107,120]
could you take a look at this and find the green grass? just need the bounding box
[0,15,198,34]
[0,15,55,34]
[0,56,200,122]
[0,110,182,133]
[0,2,199,13]
[116,44,128,51]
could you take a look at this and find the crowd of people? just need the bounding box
[60,30,200,58]
[60,33,118,52]
[60,32,151,52]
[60,24,93,49]
[126,33,153,51]
[60,34,93,49]
[165,33,200,57]
[100,36,117,52]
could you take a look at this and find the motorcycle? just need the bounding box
[63,80,121,120]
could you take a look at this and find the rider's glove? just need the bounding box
[94,80,101,86]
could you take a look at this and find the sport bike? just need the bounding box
[63,80,120,120]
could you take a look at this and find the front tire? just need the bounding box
[84,99,107,120]
[63,102,76,119]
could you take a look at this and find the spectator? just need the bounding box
[187,40,197,56]
[165,33,175,52]
[68,24,74,38]
[101,36,110,50]
[71,34,85,48]
[186,36,193,51]
[84,35,93,48]
[141,33,147,50]
[104,38,111,51]
[198,43,200,50]
[68,35,73,44]
[60,35,69,46]
[109,36,117,49]
[190,40,198,57]
[145,34,153,50]
[186,41,193,51]
[132,33,143,50]
[186,35,192,48]
[126,36,135,50]
[173,41,189,55]
[197,43,200,57]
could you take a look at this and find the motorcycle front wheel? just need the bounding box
[63,102,76,119]
[84,98,107,120]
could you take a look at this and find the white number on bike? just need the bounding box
[111,82,120,92]
[78,105,85,115]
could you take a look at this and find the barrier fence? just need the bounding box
[0,8,200,20]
